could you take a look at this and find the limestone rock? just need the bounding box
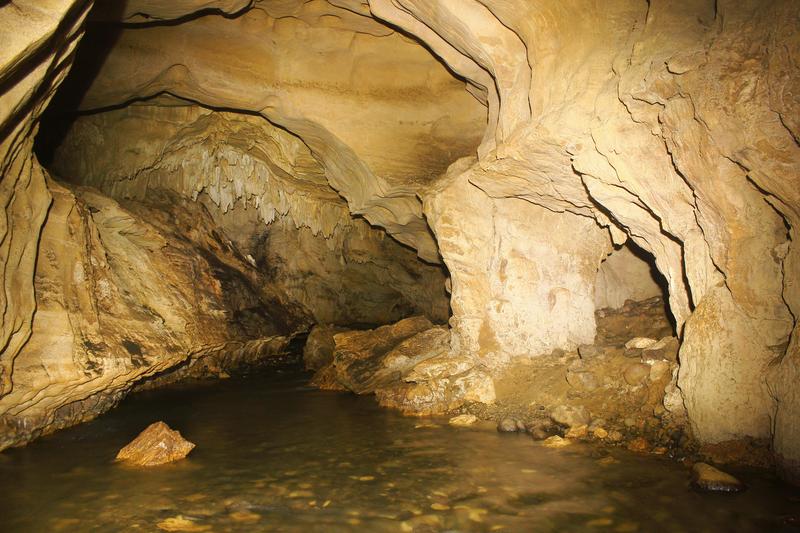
[497,418,525,433]
[625,338,658,350]
[157,516,211,532]
[566,369,599,391]
[550,405,591,429]
[641,337,680,363]
[448,414,478,427]
[623,363,651,386]
[649,361,672,382]
[324,317,440,394]
[627,437,650,453]
[303,325,342,371]
[116,422,195,466]
[542,436,571,448]
[565,425,588,439]
[577,344,600,360]
[595,245,664,310]
[0,185,310,450]
[690,463,746,493]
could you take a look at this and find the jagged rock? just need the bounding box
[375,362,496,416]
[311,316,496,415]
[690,463,746,493]
[116,422,195,466]
[550,405,591,429]
[320,317,439,394]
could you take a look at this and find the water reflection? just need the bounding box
[0,368,797,532]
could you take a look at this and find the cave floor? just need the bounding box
[0,365,797,532]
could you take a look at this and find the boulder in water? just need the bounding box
[690,462,746,493]
[116,421,195,466]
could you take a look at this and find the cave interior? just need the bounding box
[1,0,800,529]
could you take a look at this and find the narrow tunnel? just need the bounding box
[1,0,799,531]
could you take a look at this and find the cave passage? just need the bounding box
[2,0,800,530]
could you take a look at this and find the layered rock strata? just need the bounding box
[0,183,308,449]
[310,317,495,415]
[50,104,451,326]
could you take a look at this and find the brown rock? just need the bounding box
[329,317,439,393]
[649,360,671,382]
[623,363,651,386]
[641,337,680,363]
[577,344,599,359]
[303,325,342,371]
[625,337,658,350]
[497,418,524,433]
[157,516,210,532]
[116,422,195,466]
[550,405,591,428]
[690,463,746,493]
[542,436,572,448]
[566,369,599,391]
[627,437,650,453]
[565,425,588,438]
[448,414,478,427]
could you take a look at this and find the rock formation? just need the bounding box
[0,0,798,484]
[116,421,195,466]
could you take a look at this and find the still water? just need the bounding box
[0,367,797,532]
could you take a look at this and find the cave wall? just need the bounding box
[369,0,799,479]
[1,183,308,449]
[61,1,488,262]
[50,103,451,326]
[595,245,665,311]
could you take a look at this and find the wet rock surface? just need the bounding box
[302,325,343,372]
[310,317,495,415]
[116,422,195,466]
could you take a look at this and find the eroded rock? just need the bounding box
[690,463,746,493]
[448,414,478,427]
[623,363,651,386]
[303,325,342,372]
[550,405,591,429]
[116,422,195,466]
